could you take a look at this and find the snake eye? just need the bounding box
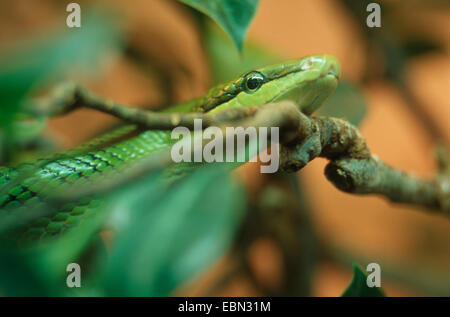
[243,72,264,93]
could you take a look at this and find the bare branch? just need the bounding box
[279,111,449,216]
[26,84,450,216]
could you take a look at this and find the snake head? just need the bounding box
[206,54,341,115]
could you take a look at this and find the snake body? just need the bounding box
[0,55,340,242]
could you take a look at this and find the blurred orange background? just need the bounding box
[1,0,449,296]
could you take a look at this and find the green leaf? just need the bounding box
[0,10,122,129]
[103,164,245,296]
[205,22,281,84]
[0,248,54,296]
[318,81,367,127]
[179,0,258,51]
[342,263,385,297]
[29,200,110,286]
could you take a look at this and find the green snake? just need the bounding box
[0,54,340,242]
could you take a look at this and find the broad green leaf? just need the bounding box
[179,0,258,51]
[0,248,54,296]
[4,117,48,149]
[0,11,122,129]
[29,201,110,287]
[318,81,367,127]
[103,164,245,296]
[0,171,165,296]
[341,263,385,297]
[0,12,123,284]
[205,23,281,84]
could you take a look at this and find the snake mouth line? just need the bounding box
[268,71,338,105]
[328,71,340,81]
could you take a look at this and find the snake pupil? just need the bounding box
[243,72,264,93]
[247,77,259,90]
